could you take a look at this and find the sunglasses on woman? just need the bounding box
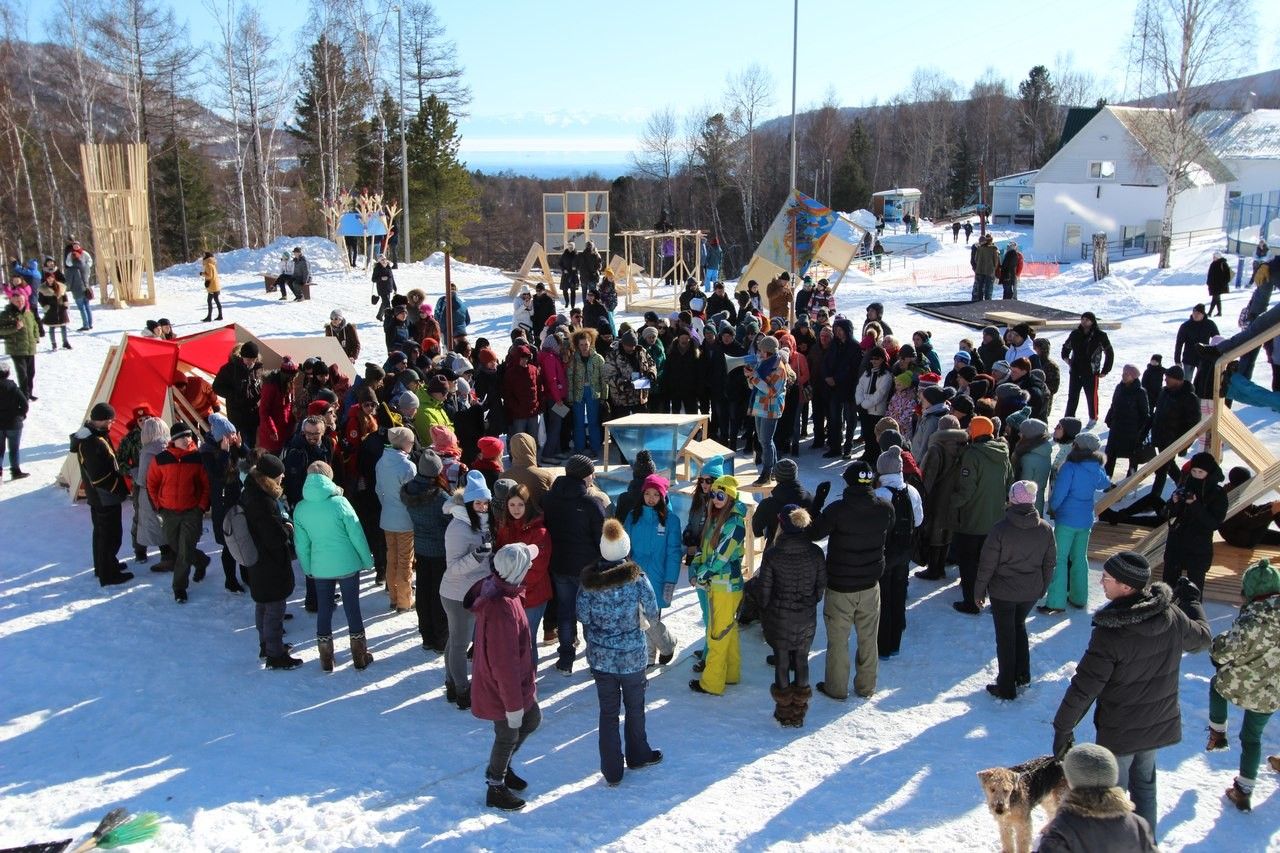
[697,477,714,484]
[711,490,729,501]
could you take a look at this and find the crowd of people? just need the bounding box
[52,243,1280,836]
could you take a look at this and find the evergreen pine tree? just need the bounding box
[405,94,477,251]
[831,119,871,212]
[290,36,367,208]
[947,132,976,209]
[1018,66,1058,169]
[152,134,224,264]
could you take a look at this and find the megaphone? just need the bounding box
[724,353,758,373]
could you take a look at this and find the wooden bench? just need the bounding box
[679,438,737,480]
[262,274,311,300]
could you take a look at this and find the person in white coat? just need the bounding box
[375,426,417,612]
[441,470,495,710]
[512,290,534,334]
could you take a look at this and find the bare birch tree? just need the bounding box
[1128,0,1253,267]
[725,63,774,246]
[632,106,680,213]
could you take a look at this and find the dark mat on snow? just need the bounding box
[905,298,1120,330]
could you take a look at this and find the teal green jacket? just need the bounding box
[692,501,746,591]
[293,473,374,578]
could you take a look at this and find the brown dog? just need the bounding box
[977,755,1068,853]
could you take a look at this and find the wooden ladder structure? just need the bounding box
[1095,321,1280,569]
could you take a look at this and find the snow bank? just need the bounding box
[162,236,347,277]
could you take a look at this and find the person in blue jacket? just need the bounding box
[622,473,683,666]
[1042,431,1111,613]
[436,289,472,342]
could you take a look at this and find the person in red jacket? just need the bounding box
[502,344,541,439]
[537,334,568,462]
[146,421,212,603]
[495,483,553,657]
[467,542,541,811]
[256,358,299,454]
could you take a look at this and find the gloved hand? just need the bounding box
[505,709,523,730]
[694,574,711,590]
[662,582,676,606]
[813,481,831,512]
[472,544,492,561]
[1053,730,1074,760]
[1174,576,1201,605]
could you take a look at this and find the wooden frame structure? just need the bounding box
[619,229,704,312]
[501,242,559,297]
[80,143,156,307]
[1095,321,1280,574]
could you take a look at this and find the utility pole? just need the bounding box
[396,5,411,263]
[788,0,799,303]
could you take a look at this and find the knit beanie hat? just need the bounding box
[620,329,638,347]
[90,402,116,421]
[711,475,740,501]
[939,414,962,431]
[757,334,779,354]
[255,453,285,479]
[599,518,631,562]
[878,429,906,452]
[778,505,811,536]
[842,460,875,487]
[493,478,518,507]
[968,416,995,439]
[876,446,904,475]
[1242,558,1280,600]
[953,351,971,364]
[641,474,669,499]
[874,417,900,443]
[950,395,975,417]
[208,413,237,442]
[1008,480,1038,505]
[416,448,443,478]
[1074,431,1102,453]
[1057,417,1082,442]
[1104,551,1151,589]
[631,449,656,480]
[774,458,798,483]
[395,391,419,412]
[170,422,194,442]
[699,456,726,480]
[922,385,954,406]
[1006,406,1032,436]
[1063,744,1119,790]
[477,436,504,460]
[494,543,537,586]
[1020,418,1048,439]
[462,470,492,503]
[991,360,1011,378]
[428,375,449,396]
[565,454,595,480]
[431,425,461,456]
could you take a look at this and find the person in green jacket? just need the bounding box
[293,462,375,672]
[0,291,40,399]
[950,416,1012,614]
[414,374,454,438]
[689,474,747,696]
[568,328,609,455]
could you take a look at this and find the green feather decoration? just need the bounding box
[93,813,161,850]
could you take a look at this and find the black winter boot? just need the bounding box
[504,767,528,791]
[486,784,525,811]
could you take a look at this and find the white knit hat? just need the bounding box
[599,518,631,562]
[493,543,538,586]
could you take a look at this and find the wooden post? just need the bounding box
[1092,232,1110,281]
[443,249,455,347]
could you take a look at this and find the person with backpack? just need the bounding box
[948,417,1012,614]
[873,447,922,658]
[974,481,1056,699]
[200,414,249,593]
[239,453,301,669]
[999,241,1023,300]
[810,461,894,700]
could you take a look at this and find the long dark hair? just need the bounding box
[629,490,668,526]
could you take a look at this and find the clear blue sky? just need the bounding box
[27,0,1280,167]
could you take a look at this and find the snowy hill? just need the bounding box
[0,227,1277,850]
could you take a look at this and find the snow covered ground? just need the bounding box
[2,226,1279,851]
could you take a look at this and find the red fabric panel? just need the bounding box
[566,212,585,230]
[175,326,238,374]
[106,336,179,446]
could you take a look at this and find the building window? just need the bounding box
[1089,160,1116,179]
[1018,193,1034,210]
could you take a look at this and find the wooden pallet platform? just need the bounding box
[906,298,1121,331]
[1086,522,1273,606]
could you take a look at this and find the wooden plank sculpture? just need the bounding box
[79,143,156,307]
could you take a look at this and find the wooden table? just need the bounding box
[601,412,709,473]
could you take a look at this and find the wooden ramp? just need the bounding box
[1087,522,1270,606]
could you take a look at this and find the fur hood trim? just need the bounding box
[580,559,642,590]
[1058,786,1134,818]
[1067,446,1106,466]
[444,489,471,521]
[1094,582,1173,629]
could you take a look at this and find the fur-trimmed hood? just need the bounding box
[580,558,642,590]
[1057,786,1134,818]
[250,469,284,499]
[1093,582,1173,631]
[1067,445,1106,466]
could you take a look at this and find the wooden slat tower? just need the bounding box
[1093,321,1280,602]
[79,143,156,307]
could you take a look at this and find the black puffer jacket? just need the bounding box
[1036,786,1157,853]
[1166,459,1228,554]
[71,422,130,507]
[973,503,1055,603]
[1151,381,1199,447]
[541,475,605,577]
[241,472,296,604]
[758,533,826,649]
[752,479,817,543]
[809,486,894,593]
[1060,321,1114,377]
[1104,379,1150,456]
[1053,583,1210,754]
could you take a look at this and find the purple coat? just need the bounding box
[466,575,536,721]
